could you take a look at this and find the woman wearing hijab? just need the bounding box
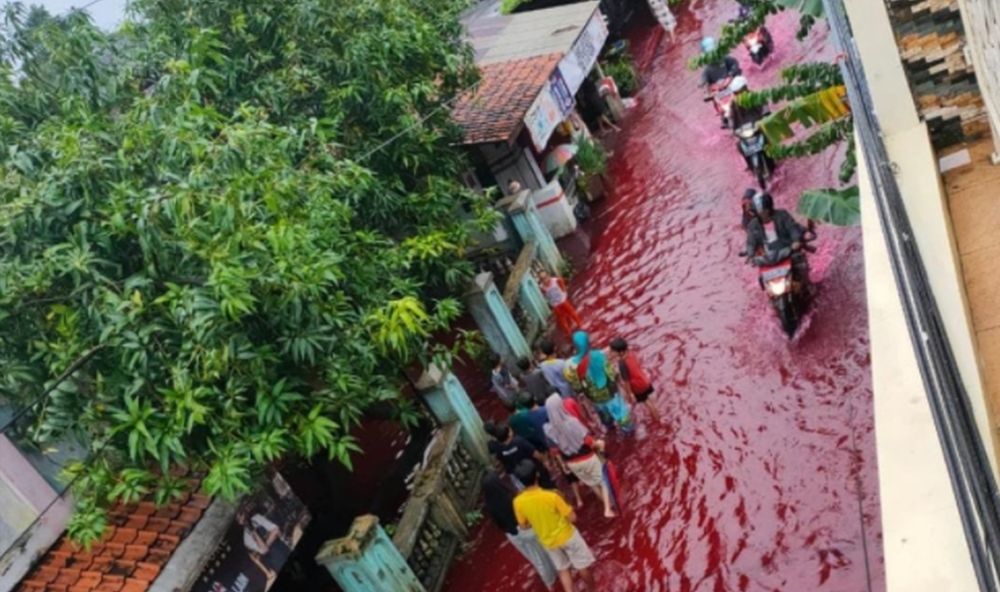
[563,331,633,432]
[543,394,616,518]
[482,472,558,589]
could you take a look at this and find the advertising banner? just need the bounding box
[192,474,310,592]
[558,13,610,94]
[525,70,575,151]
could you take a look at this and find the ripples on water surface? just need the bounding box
[445,3,883,590]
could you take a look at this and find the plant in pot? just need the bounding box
[574,136,609,203]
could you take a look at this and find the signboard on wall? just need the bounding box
[558,13,610,95]
[525,70,575,151]
[193,474,310,592]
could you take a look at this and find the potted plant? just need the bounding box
[574,136,609,202]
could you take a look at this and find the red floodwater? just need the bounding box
[444,3,884,591]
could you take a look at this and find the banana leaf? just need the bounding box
[758,86,849,145]
[797,186,860,226]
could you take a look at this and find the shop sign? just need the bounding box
[192,473,311,592]
[558,12,609,94]
[525,70,575,151]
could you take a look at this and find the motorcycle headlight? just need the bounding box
[766,277,789,296]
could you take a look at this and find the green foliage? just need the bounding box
[499,0,525,14]
[839,134,857,184]
[464,509,484,527]
[0,0,491,540]
[735,63,843,110]
[602,55,638,97]
[766,117,854,160]
[574,136,608,177]
[798,186,861,226]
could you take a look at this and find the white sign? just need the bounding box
[558,12,610,95]
[525,81,565,151]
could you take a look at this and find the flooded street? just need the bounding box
[445,2,884,591]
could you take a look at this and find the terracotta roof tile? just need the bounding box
[110,529,136,545]
[17,478,210,592]
[142,549,170,567]
[177,506,203,525]
[98,575,124,590]
[152,504,180,520]
[132,563,160,583]
[121,546,147,562]
[163,521,191,538]
[122,515,149,530]
[132,531,158,547]
[120,578,148,592]
[189,494,211,509]
[452,53,563,145]
[109,560,135,577]
[143,517,169,534]
[52,569,81,587]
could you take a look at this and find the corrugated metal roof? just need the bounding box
[466,1,600,65]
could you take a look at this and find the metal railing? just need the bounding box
[823,0,1000,589]
[392,422,483,592]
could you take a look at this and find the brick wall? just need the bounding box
[885,0,990,149]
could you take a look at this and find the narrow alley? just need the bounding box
[444,3,884,591]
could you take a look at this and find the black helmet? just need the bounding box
[752,191,774,214]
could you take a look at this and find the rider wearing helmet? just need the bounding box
[699,37,742,88]
[728,76,766,130]
[727,76,773,171]
[744,192,810,284]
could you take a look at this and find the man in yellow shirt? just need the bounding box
[513,460,596,592]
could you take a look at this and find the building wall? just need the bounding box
[884,0,990,149]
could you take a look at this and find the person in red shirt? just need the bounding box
[538,269,583,338]
[610,337,661,422]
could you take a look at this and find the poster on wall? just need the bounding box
[558,13,610,94]
[192,473,311,592]
[525,71,575,151]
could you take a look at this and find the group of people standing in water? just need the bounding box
[480,269,659,591]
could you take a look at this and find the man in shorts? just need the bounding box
[513,460,596,592]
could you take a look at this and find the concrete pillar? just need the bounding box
[414,365,491,466]
[498,191,563,272]
[840,0,920,136]
[466,272,531,361]
[316,515,425,592]
[518,272,551,328]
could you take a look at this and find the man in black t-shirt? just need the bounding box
[485,422,555,489]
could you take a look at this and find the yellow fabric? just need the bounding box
[513,487,575,549]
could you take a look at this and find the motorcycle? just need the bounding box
[732,6,775,66]
[740,222,817,337]
[736,122,774,189]
[704,77,736,129]
[744,27,774,66]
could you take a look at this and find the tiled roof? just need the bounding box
[453,53,562,145]
[16,477,211,592]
